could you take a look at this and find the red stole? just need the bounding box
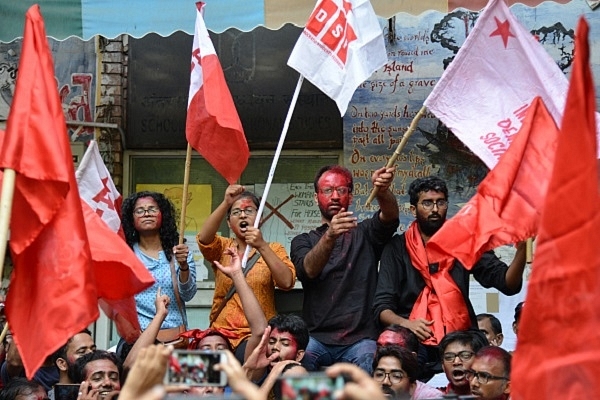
[406,223,471,345]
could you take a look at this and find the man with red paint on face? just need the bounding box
[291,165,399,373]
[373,176,526,380]
[197,186,296,364]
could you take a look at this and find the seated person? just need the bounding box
[372,345,442,399]
[244,314,309,398]
[438,330,488,395]
[476,314,504,347]
[467,346,511,400]
[69,351,123,400]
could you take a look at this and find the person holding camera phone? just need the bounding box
[197,185,296,363]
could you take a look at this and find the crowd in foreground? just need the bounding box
[0,165,527,400]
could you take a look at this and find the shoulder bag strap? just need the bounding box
[211,250,262,322]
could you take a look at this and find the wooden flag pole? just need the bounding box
[0,168,16,282]
[526,237,534,264]
[178,143,193,245]
[365,105,427,206]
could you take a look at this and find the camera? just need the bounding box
[276,372,346,400]
[165,350,227,387]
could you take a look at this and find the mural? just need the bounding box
[344,0,598,231]
[0,37,97,143]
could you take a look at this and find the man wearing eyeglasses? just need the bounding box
[437,330,488,395]
[372,345,442,399]
[467,346,511,400]
[291,165,399,373]
[373,176,526,380]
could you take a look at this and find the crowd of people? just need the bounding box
[0,165,527,400]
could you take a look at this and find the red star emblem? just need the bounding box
[489,16,515,48]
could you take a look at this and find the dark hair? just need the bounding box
[513,302,524,324]
[474,346,512,378]
[476,314,503,335]
[373,345,420,383]
[408,176,448,206]
[69,350,123,386]
[313,165,353,193]
[121,191,179,261]
[439,329,488,357]
[378,324,419,353]
[0,378,45,400]
[226,191,260,220]
[268,314,309,351]
[51,328,93,364]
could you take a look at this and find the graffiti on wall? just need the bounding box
[0,37,97,142]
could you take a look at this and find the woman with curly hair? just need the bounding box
[121,191,196,343]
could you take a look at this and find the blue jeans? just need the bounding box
[301,336,377,374]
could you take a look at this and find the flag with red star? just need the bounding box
[424,0,600,169]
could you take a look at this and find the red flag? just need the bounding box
[186,2,248,185]
[426,97,559,268]
[0,5,98,378]
[511,18,600,399]
[287,0,387,116]
[424,0,600,168]
[80,200,154,343]
[76,140,154,342]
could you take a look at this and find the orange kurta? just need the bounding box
[198,235,295,349]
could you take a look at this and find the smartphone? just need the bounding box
[54,384,81,400]
[165,349,227,387]
[275,372,346,400]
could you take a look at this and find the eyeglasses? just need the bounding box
[230,207,257,217]
[373,369,406,384]
[442,351,475,362]
[465,370,509,385]
[320,186,350,197]
[133,206,160,216]
[419,199,448,210]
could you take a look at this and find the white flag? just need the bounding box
[76,140,123,234]
[288,0,387,116]
[424,0,600,168]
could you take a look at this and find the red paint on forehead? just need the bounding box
[271,329,298,346]
[318,171,350,189]
[377,331,407,347]
[236,199,255,209]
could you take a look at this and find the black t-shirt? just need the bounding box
[291,211,398,345]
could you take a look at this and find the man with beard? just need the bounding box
[291,165,399,373]
[373,176,526,377]
[437,330,487,395]
[49,329,96,397]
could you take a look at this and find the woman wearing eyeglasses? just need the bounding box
[197,184,296,364]
[121,191,196,349]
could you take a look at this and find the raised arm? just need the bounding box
[214,247,267,362]
[123,288,170,371]
[371,166,399,224]
[505,241,527,291]
[197,185,244,245]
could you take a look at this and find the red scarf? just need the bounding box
[406,222,471,345]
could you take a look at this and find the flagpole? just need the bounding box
[0,168,16,281]
[241,74,305,268]
[178,143,193,245]
[365,105,427,206]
